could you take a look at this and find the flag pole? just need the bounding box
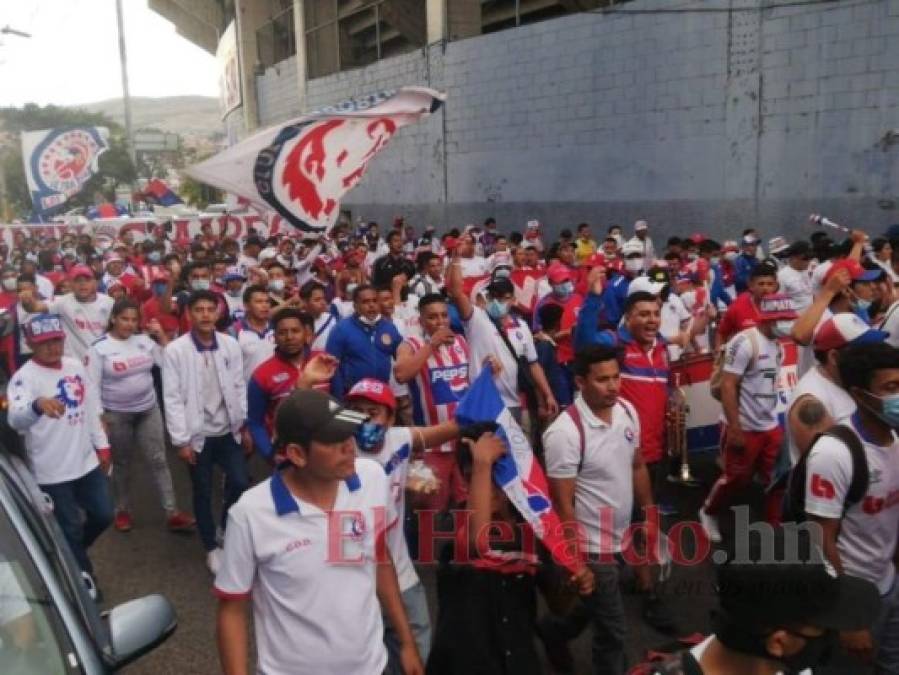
[115,0,136,168]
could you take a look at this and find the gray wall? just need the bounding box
[256,0,899,242]
[256,56,302,127]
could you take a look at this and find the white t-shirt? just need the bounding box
[235,322,275,382]
[459,256,489,278]
[778,264,814,313]
[86,333,161,413]
[310,312,337,354]
[214,458,392,675]
[721,328,780,431]
[48,293,114,362]
[543,396,639,554]
[359,427,418,591]
[661,294,691,361]
[786,365,856,465]
[7,357,107,484]
[463,306,537,408]
[805,423,899,594]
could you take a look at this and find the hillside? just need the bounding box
[69,96,221,138]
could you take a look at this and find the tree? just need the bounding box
[0,103,137,218]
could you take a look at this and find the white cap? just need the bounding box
[634,220,648,231]
[621,240,644,256]
[628,276,665,296]
[768,236,790,255]
[258,247,278,262]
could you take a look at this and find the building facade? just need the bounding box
[150,0,899,240]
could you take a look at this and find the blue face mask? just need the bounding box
[151,282,167,296]
[355,421,387,451]
[854,297,873,312]
[486,298,510,320]
[147,251,162,263]
[552,281,574,300]
[863,391,899,428]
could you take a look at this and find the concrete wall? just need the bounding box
[256,56,303,127]
[254,0,899,241]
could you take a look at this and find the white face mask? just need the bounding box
[724,251,739,262]
[710,256,721,266]
[1,278,15,292]
[268,279,285,293]
[359,314,381,326]
[773,320,795,338]
[624,257,644,273]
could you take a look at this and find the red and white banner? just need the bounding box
[0,213,295,247]
[186,87,445,236]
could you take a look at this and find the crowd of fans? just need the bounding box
[2,213,899,675]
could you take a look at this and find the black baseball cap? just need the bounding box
[716,525,880,631]
[782,240,812,258]
[275,390,368,446]
[486,277,515,298]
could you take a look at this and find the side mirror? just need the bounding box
[106,594,177,670]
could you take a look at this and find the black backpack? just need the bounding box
[784,424,870,522]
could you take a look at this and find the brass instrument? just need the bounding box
[667,372,698,486]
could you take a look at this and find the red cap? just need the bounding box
[757,294,798,321]
[547,265,574,284]
[824,258,882,283]
[688,233,705,244]
[346,378,396,412]
[68,265,94,280]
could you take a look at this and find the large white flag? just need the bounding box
[21,127,110,218]
[186,87,445,235]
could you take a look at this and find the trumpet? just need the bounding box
[667,372,698,486]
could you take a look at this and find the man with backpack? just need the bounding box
[700,294,798,542]
[798,342,899,673]
[541,344,657,675]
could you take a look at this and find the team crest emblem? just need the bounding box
[381,333,392,346]
[624,427,635,443]
[56,375,86,408]
[25,127,110,212]
[254,108,399,234]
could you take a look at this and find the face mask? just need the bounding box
[612,233,623,246]
[354,421,387,451]
[710,256,721,266]
[191,279,211,291]
[552,281,574,300]
[227,288,242,298]
[853,296,873,312]
[151,282,168,296]
[486,298,510,320]
[1,278,15,292]
[862,391,899,428]
[772,320,795,338]
[359,314,381,326]
[147,251,162,263]
[686,253,698,262]
[269,279,285,293]
[624,257,644,273]
[62,247,76,258]
[724,251,739,262]
[346,283,358,296]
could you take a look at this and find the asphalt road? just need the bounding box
[91,448,723,674]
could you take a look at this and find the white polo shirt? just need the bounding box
[234,320,275,382]
[543,396,639,554]
[805,417,899,595]
[463,306,537,408]
[214,458,393,675]
[358,427,418,592]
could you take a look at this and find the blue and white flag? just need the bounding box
[456,369,580,573]
[21,127,110,218]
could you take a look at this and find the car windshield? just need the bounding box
[0,502,69,674]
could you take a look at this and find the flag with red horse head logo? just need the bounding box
[21,127,110,219]
[186,87,445,235]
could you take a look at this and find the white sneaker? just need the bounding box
[699,508,722,544]
[206,548,223,575]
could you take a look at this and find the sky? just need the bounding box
[0,0,220,107]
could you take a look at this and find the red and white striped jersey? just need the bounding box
[405,333,471,453]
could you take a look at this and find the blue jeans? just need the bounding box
[41,466,113,575]
[189,434,249,552]
[384,582,431,674]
